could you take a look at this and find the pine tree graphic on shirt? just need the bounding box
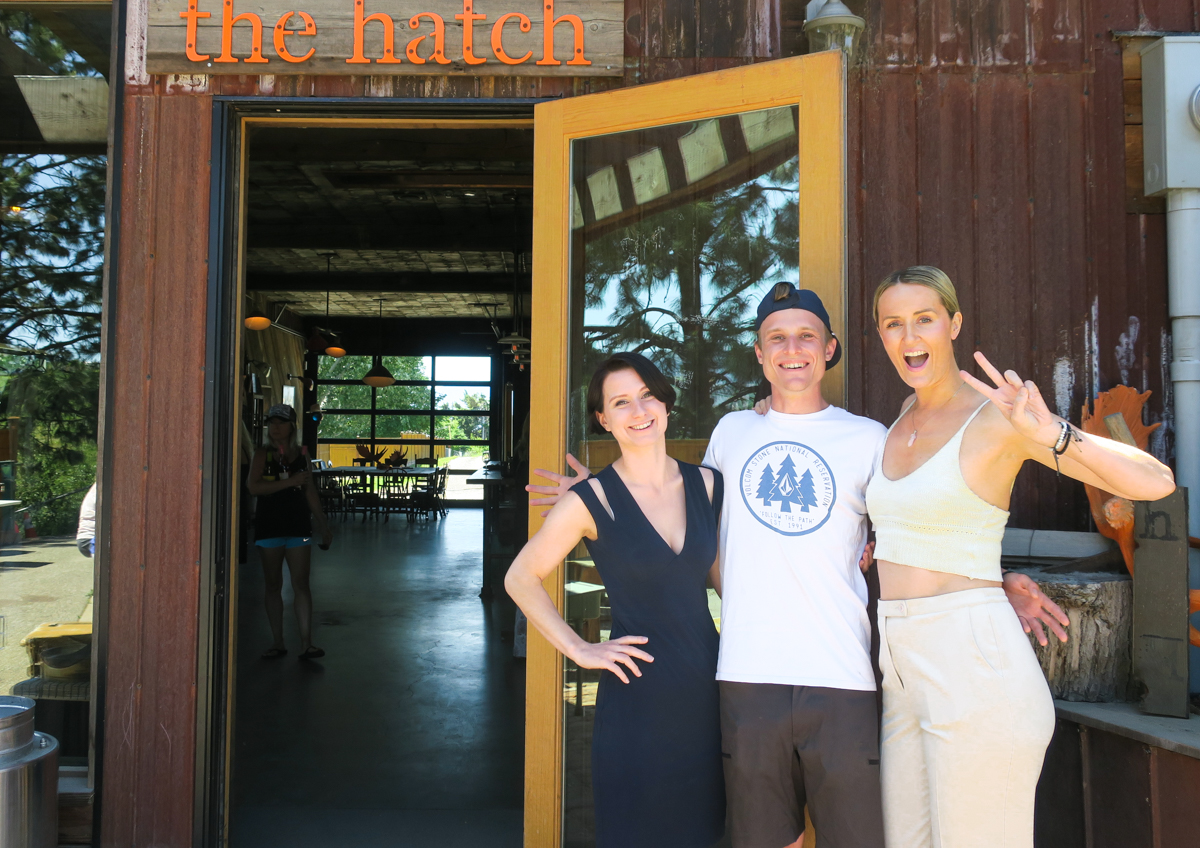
[756,463,775,505]
[796,469,817,513]
[768,454,805,513]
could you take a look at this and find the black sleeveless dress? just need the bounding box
[574,461,725,848]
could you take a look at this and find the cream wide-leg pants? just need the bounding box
[877,588,1056,848]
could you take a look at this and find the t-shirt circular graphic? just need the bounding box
[739,441,837,536]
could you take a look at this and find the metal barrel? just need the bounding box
[0,696,58,848]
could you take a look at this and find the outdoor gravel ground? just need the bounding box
[0,535,93,695]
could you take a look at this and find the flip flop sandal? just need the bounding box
[299,647,325,660]
[261,647,287,659]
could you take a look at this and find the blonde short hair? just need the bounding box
[872,266,961,324]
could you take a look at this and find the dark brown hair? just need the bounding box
[586,352,676,435]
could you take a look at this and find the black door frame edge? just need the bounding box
[90,0,129,839]
[194,95,543,847]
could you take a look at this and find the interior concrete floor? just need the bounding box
[230,509,524,848]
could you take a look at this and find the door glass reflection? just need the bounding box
[563,105,800,846]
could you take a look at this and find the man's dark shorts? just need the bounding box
[719,681,884,848]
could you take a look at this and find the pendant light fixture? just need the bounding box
[361,299,396,388]
[323,291,347,358]
[244,305,272,331]
[318,253,347,357]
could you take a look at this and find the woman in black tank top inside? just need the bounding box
[505,353,726,848]
[247,404,333,660]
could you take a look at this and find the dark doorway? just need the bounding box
[228,121,534,848]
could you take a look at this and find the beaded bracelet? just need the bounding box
[1051,420,1081,477]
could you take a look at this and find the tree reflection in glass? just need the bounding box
[563,105,800,847]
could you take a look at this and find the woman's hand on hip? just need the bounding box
[526,453,591,517]
[570,635,653,684]
[961,351,1061,447]
[1003,571,1069,645]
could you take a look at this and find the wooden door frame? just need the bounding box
[197,100,542,847]
[525,50,848,848]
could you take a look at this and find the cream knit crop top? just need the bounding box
[865,401,1008,581]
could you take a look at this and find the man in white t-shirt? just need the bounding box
[701,283,886,847]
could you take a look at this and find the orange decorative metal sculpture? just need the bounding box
[1081,387,1200,647]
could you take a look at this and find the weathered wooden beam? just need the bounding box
[25,8,112,77]
[246,271,528,293]
[249,127,534,165]
[324,171,532,190]
[146,0,624,76]
[13,75,108,144]
[248,223,530,251]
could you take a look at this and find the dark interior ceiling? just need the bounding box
[245,126,533,326]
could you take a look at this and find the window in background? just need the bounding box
[314,354,492,499]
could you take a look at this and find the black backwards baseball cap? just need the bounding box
[265,404,297,423]
[754,282,841,369]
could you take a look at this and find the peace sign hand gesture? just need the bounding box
[959,351,1061,448]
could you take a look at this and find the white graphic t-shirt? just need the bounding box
[703,405,886,691]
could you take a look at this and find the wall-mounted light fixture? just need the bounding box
[244,308,272,331]
[245,301,298,333]
[287,374,316,392]
[804,0,865,58]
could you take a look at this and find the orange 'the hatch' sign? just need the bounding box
[147,0,623,75]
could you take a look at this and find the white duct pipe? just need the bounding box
[1168,188,1200,536]
[1170,189,1200,695]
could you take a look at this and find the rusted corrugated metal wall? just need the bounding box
[103,1,778,845]
[839,0,1198,531]
[103,0,1192,842]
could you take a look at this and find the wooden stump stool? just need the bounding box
[1023,569,1133,702]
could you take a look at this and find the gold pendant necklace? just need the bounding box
[906,381,965,448]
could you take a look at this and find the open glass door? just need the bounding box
[526,51,847,848]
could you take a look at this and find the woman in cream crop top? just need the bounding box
[865,267,1174,848]
[865,399,1009,583]
[870,272,1172,605]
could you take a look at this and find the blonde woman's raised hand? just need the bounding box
[960,351,1061,448]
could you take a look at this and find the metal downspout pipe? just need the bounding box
[1168,189,1200,538]
[1169,189,1200,694]
[1142,34,1200,690]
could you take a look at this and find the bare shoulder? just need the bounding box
[544,487,599,539]
[963,390,1030,457]
[697,465,716,501]
[583,477,614,521]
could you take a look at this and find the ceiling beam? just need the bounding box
[29,8,112,77]
[246,272,529,293]
[248,224,531,252]
[324,171,532,190]
[249,130,534,165]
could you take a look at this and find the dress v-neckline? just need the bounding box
[605,464,690,558]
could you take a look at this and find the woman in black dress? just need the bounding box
[247,404,332,660]
[505,353,725,848]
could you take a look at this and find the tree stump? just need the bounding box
[1024,569,1133,702]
